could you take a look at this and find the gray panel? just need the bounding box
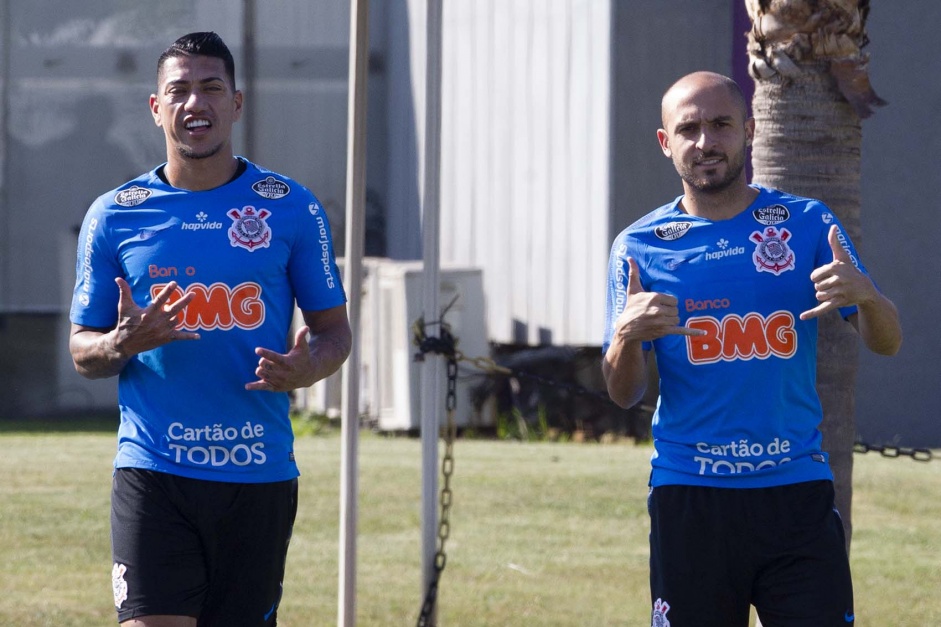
[855,2,941,446]
[610,0,734,239]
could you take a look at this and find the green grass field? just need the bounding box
[1,425,938,626]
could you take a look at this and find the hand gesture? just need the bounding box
[113,277,200,356]
[246,326,317,392]
[612,257,705,342]
[800,225,878,321]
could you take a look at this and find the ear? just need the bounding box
[657,128,672,158]
[232,89,244,122]
[744,117,755,147]
[149,94,162,128]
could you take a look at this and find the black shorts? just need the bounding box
[111,468,298,626]
[648,480,854,627]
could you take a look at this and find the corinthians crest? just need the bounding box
[228,205,271,251]
[750,226,795,275]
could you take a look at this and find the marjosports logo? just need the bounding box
[685,310,797,364]
[151,282,266,331]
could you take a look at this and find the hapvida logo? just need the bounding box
[182,211,223,231]
[705,238,745,261]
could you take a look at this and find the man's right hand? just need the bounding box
[612,257,705,343]
[112,277,200,357]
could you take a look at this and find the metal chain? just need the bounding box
[415,323,459,627]
[461,353,935,463]
[853,441,933,462]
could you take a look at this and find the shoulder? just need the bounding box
[751,185,832,220]
[239,160,318,204]
[615,196,686,243]
[86,168,163,219]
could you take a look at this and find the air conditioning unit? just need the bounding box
[294,259,491,432]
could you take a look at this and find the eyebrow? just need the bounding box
[674,114,735,130]
[164,76,227,89]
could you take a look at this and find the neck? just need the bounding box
[679,181,758,221]
[163,152,239,191]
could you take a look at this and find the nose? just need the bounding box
[183,90,207,112]
[695,129,716,151]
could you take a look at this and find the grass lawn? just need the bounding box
[0,425,938,626]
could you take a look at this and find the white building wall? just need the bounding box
[389,0,611,346]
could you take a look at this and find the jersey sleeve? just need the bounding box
[287,191,348,311]
[602,231,651,354]
[69,201,122,328]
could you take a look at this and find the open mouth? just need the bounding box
[185,119,211,131]
[696,156,724,168]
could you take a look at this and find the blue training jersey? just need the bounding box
[70,159,347,483]
[603,186,864,488]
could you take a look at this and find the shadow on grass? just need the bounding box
[0,410,119,434]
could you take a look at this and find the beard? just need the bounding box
[176,141,224,160]
[677,145,747,193]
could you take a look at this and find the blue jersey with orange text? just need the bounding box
[603,186,864,488]
[70,158,346,483]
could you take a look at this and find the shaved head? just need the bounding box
[661,71,749,129]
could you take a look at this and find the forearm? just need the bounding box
[305,328,352,386]
[602,339,649,409]
[855,293,902,356]
[69,327,131,379]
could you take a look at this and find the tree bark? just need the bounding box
[750,63,861,548]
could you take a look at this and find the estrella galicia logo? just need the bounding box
[654,221,692,241]
[114,186,152,207]
[753,204,790,225]
[252,176,290,200]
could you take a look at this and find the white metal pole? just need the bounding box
[338,0,369,625]
[420,0,444,623]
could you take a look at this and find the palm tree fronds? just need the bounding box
[745,0,885,118]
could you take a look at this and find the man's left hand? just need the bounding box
[800,225,877,320]
[245,326,316,392]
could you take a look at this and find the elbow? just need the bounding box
[870,333,902,357]
[72,359,114,380]
[602,362,643,409]
[607,389,638,410]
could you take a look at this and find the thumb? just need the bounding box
[626,257,644,295]
[114,276,133,309]
[293,325,311,350]
[828,225,851,262]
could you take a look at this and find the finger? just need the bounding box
[164,285,195,309]
[115,277,135,310]
[245,379,274,392]
[828,225,852,263]
[800,301,837,321]
[293,326,310,351]
[626,257,644,295]
[254,346,286,365]
[668,325,707,337]
[149,281,181,308]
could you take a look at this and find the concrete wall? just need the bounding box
[384,0,611,345]
[0,1,360,416]
[2,1,937,447]
[853,2,941,446]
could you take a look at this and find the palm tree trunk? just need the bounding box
[750,63,861,547]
